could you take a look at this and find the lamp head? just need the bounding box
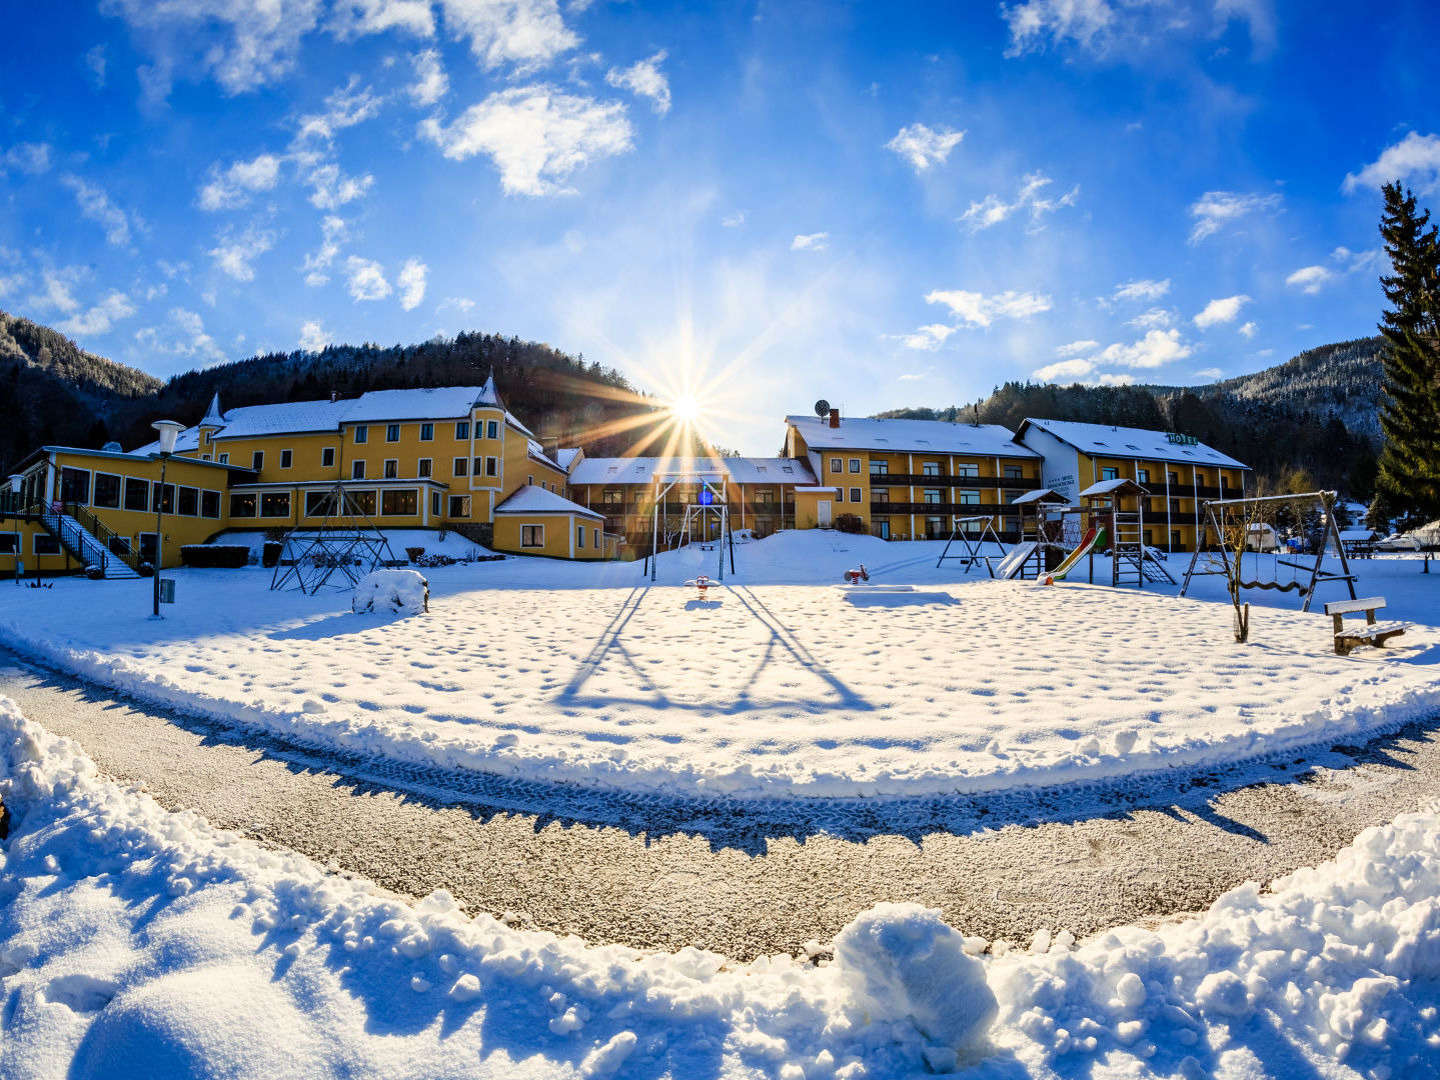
[151,419,184,455]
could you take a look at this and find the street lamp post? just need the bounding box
[7,474,20,586]
[150,420,183,619]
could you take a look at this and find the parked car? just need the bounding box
[1375,533,1421,552]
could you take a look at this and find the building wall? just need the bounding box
[567,478,803,552]
[492,513,613,559]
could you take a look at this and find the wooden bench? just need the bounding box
[1325,596,1411,656]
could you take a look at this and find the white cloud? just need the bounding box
[60,174,134,246]
[167,307,227,364]
[791,232,829,252]
[306,163,375,209]
[885,123,965,173]
[345,255,391,301]
[1097,373,1135,386]
[959,172,1078,232]
[408,48,449,106]
[1055,339,1099,356]
[296,77,383,143]
[419,85,633,196]
[331,0,435,39]
[437,296,475,313]
[1285,265,1334,294]
[1188,190,1281,244]
[899,324,956,351]
[1331,245,1383,273]
[301,215,348,286]
[1094,328,1192,369]
[721,211,745,228]
[605,50,670,115]
[1,142,52,175]
[1238,320,1257,338]
[924,288,1052,328]
[298,318,332,351]
[1193,294,1251,328]
[1112,278,1170,302]
[897,370,932,381]
[56,290,136,337]
[438,0,579,70]
[1194,366,1224,380]
[0,272,24,299]
[29,268,84,313]
[209,226,275,281]
[1127,307,1174,330]
[104,0,324,97]
[85,44,108,88]
[197,152,282,210]
[1002,0,1276,57]
[1002,0,1115,56]
[1033,356,1095,382]
[1343,131,1440,195]
[397,257,428,310]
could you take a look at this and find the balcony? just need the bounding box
[864,474,1040,489]
[870,501,1013,515]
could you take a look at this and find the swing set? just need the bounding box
[935,515,1008,575]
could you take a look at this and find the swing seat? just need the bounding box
[1236,578,1308,594]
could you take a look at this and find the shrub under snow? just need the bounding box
[351,569,429,616]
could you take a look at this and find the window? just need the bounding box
[1137,468,1150,484]
[348,490,377,516]
[922,462,941,477]
[279,449,293,469]
[34,533,59,556]
[753,489,774,505]
[354,425,368,444]
[384,459,399,479]
[527,475,533,486]
[602,488,624,506]
[448,495,470,517]
[923,489,943,504]
[352,460,366,480]
[305,491,336,517]
[1101,466,1119,481]
[153,483,175,514]
[381,489,418,516]
[521,524,544,548]
[252,450,264,471]
[959,490,981,505]
[386,424,400,442]
[834,488,844,503]
[230,493,257,517]
[876,520,890,540]
[1004,465,1023,480]
[956,463,979,478]
[321,447,335,468]
[849,458,861,473]
[577,524,586,548]
[177,486,199,516]
[202,454,212,462]
[60,467,90,505]
[431,492,441,517]
[486,457,498,477]
[455,421,470,440]
[200,490,221,519]
[93,473,121,509]
[472,457,484,476]
[201,431,210,446]
[218,454,229,465]
[872,488,889,503]
[261,492,291,518]
[830,458,842,473]
[453,457,468,477]
[593,528,600,550]
[926,516,946,540]
[0,533,17,555]
[487,420,498,439]
[124,478,150,511]
[418,458,432,478]
[420,423,434,441]
[850,487,862,503]
[869,460,889,476]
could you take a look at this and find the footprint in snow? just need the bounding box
[43,974,119,1013]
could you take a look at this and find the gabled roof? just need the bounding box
[201,392,224,427]
[1079,477,1151,498]
[567,456,818,486]
[785,414,1039,458]
[1011,487,1069,505]
[1016,417,1248,470]
[553,447,583,472]
[493,485,603,519]
[337,385,497,423]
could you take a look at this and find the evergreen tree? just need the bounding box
[1374,182,1440,526]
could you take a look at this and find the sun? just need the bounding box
[668,394,702,425]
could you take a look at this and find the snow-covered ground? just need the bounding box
[0,531,1437,800]
[3,697,1439,1079]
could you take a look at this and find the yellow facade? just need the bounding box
[1078,454,1248,551]
[492,512,618,559]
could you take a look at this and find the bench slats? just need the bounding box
[1336,620,1410,640]
[1325,596,1386,616]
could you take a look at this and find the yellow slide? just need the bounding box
[1045,526,1106,582]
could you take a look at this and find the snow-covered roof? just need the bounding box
[525,440,565,473]
[785,415,1039,458]
[1011,488,1069,505]
[1017,418,1248,470]
[334,385,498,423]
[567,456,818,486]
[553,448,583,472]
[1079,477,1150,498]
[493,485,603,519]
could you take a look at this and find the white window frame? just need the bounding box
[321,447,335,468]
[0,532,18,556]
[92,471,123,510]
[354,425,368,444]
[384,459,399,479]
[352,460,366,480]
[419,423,434,441]
[279,448,293,469]
[577,523,586,548]
[251,450,264,471]
[417,458,432,478]
[453,457,468,477]
[521,524,544,548]
[217,453,229,465]
[386,423,401,443]
[34,532,60,556]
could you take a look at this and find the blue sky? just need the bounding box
[2,0,1438,454]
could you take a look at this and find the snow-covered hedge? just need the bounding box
[351,568,429,615]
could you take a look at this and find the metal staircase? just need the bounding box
[39,503,142,579]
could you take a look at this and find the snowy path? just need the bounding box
[8,644,1440,961]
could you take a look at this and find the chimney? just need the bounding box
[330,389,338,403]
[828,407,840,429]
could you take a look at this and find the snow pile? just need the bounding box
[351,568,429,615]
[4,697,1440,1076]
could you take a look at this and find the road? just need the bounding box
[2,643,1436,961]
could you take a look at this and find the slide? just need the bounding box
[995,541,1038,580]
[1046,526,1106,582]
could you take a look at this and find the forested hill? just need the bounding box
[0,318,688,471]
[878,346,1385,500]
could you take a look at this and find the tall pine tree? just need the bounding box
[1374,182,1440,526]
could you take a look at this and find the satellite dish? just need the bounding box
[102,441,123,453]
[814,399,831,418]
